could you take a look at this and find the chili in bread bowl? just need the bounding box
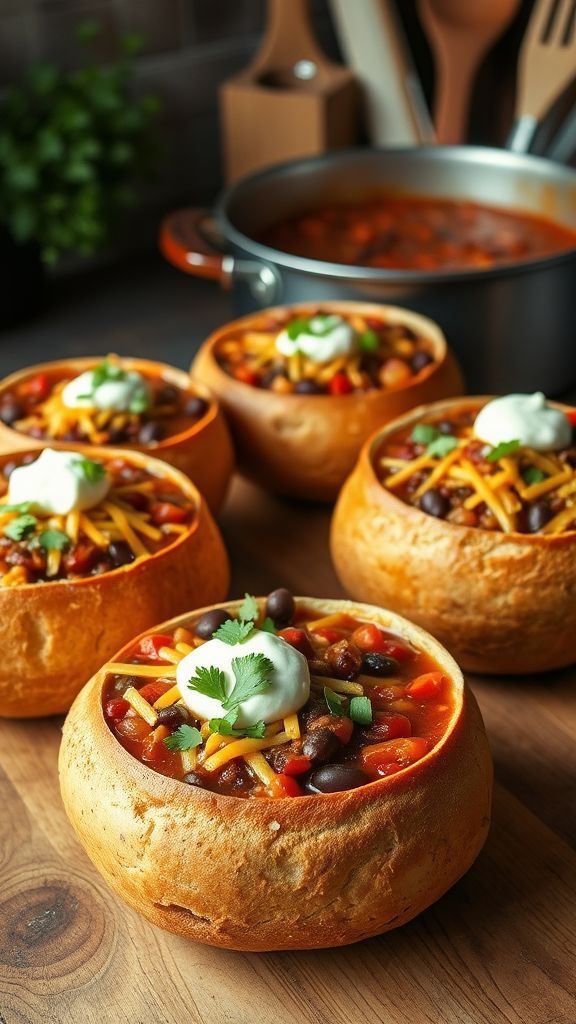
[0,356,233,512]
[191,301,463,501]
[0,446,229,717]
[59,593,492,951]
[331,394,576,674]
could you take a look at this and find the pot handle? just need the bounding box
[159,208,233,284]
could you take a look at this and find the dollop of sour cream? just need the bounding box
[8,449,110,515]
[275,314,358,363]
[176,630,310,727]
[62,368,151,413]
[474,392,572,452]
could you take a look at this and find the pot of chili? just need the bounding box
[59,591,492,951]
[160,146,576,394]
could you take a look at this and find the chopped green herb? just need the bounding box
[522,465,547,485]
[39,528,70,551]
[0,501,32,514]
[187,664,227,703]
[128,393,149,415]
[308,314,340,336]
[426,435,459,458]
[223,653,274,711]
[412,423,438,445]
[92,360,126,389]
[209,711,266,739]
[261,616,276,634]
[163,724,202,751]
[4,513,37,541]
[238,592,259,623]
[359,328,379,352]
[324,686,347,717]
[349,695,372,725]
[213,618,255,646]
[286,318,309,341]
[486,439,521,462]
[75,457,106,483]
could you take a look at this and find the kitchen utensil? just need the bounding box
[219,0,358,183]
[159,146,576,394]
[329,0,434,144]
[418,0,522,144]
[507,0,576,153]
[547,102,576,162]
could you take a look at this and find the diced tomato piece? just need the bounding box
[277,627,315,659]
[361,736,430,774]
[313,626,347,645]
[104,697,130,722]
[233,366,260,386]
[121,491,148,511]
[368,712,412,742]
[406,672,446,700]
[267,773,304,797]
[379,637,413,664]
[566,410,576,426]
[352,623,386,653]
[22,373,51,401]
[282,754,313,776]
[63,542,98,575]
[138,681,173,704]
[328,372,353,396]
[150,502,189,525]
[133,633,175,662]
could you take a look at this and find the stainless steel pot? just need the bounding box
[160,146,576,393]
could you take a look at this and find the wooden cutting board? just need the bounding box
[1,476,575,1024]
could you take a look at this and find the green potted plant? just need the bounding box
[0,23,159,326]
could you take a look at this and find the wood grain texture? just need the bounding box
[1,476,575,1024]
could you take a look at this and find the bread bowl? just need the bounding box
[0,446,229,717]
[0,355,234,512]
[191,301,463,501]
[331,394,576,674]
[59,592,492,951]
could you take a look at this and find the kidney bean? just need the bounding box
[306,764,370,793]
[302,727,340,763]
[326,638,363,679]
[526,500,552,533]
[266,587,295,624]
[138,421,165,445]
[182,771,203,787]
[419,488,449,518]
[183,396,209,419]
[0,397,24,425]
[294,379,323,395]
[157,705,190,728]
[410,351,434,374]
[108,541,135,567]
[195,607,230,639]
[156,384,179,405]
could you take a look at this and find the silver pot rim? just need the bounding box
[215,145,576,286]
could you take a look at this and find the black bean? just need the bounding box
[184,396,209,419]
[157,705,190,728]
[294,379,323,395]
[156,384,179,405]
[419,487,449,518]
[436,419,455,435]
[362,652,399,676]
[410,351,434,374]
[525,500,552,533]
[306,764,370,794]
[0,398,24,425]
[195,607,230,639]
[108,541,135,567]
[182,772,203,787]
[138,421,165,445]
[261,368,288,389]
[302,728,340,763]
[265,587,295,624]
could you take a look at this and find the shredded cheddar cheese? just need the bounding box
[123,685,158,726]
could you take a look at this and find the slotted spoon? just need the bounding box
[507,0,576,152]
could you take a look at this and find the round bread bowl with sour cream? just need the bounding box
[0,356,234,512]
[59,596,492,951]
[331,396,576,675]
[0,446,229,717]
[191,301,463,501]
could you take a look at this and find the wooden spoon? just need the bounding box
[418,0,522,144]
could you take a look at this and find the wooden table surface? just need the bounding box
[1,476,575,1024]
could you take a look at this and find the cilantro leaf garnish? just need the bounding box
[286,317,309,341]
[39,529,70,551]
[163,724,202,751]
[128,393,149,415]
[426,435,458,458]
[349,695,372,726]
[92,360,126,388]
[238,592,259,623]
[0,501,32,514]
[4,513,37,541]
[412,423,438,445]
[187,664,227,702]
[243,720,267,738]
[209,710,266,739]
[223,653,274,711]
[522,465,547,485]
[214,618,255,645]
[261,616,276,634]
[486,439,521,462]
[360,328,379,352]
[324,686,347,717]
[75,457,106,483]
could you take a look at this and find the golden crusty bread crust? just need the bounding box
[0,447,229,717]
[59,597,492,951]
[331,397,576,675]
[0,357,234,512]
[191,302,463,501]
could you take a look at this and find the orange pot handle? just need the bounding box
[159,208,230,283]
